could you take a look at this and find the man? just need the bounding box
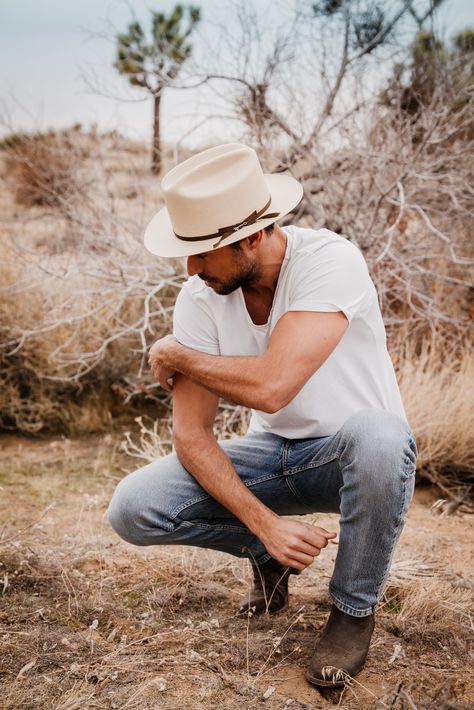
[107,143,418,688]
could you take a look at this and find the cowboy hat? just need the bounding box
[143,143,303,258]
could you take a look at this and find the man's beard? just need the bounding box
[199,257,261,295]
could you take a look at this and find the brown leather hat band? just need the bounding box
[174,197,280,249]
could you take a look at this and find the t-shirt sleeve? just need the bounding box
[287,241,372,323]
[173,284,221,355]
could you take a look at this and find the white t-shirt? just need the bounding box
[173,226,407,438]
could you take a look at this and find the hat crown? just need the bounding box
[161,143,270,238]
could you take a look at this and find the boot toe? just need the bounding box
[305,665,351,688]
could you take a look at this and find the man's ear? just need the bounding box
[246,229,265,250]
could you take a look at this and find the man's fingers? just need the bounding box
[306,524,337,539]
[301,530,332,550]
[161,377,173,391]
[314,526,338,539]
[289,539,322,557]
[149,358,174,391]
[304,525,337,545]
[261,519,338,571]
[287,551,315,569]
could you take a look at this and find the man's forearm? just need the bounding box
[173,429,338,570]
[173,431,277,534]
[167,344,272,410]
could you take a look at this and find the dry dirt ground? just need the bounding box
[0,435,472,710]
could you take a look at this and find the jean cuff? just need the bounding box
[331,593,375,618]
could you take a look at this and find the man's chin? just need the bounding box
[204,280,222,292]
[204,280,239,296]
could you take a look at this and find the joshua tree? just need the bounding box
[115,4,201,174]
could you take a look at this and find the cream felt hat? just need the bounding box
[143,143,303,258]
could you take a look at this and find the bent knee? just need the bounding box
[107,479,149,546]
[106,467,174,546]
[107,454,198,547]
[340,409,418,484]
[342,408,415,455]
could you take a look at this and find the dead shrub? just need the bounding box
[0,133,180,434]
[3,125,89,208]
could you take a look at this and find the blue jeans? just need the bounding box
[107,408,417,617]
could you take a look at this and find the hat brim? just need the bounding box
[143,173,303,258]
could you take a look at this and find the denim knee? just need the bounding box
[338,408,418,496]
[107,474,153,547]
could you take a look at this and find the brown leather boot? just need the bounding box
[238,557,299,616]
[306,605,375,687]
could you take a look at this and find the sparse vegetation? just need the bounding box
[0,3,473,705]
[0,439,472,709]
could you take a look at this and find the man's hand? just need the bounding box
[258,517,337,570]
[148,335,180,391]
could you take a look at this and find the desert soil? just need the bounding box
[0,434,472,709]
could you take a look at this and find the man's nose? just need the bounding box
[187,255,203,276]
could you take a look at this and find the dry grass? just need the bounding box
[383,579,473,644]
[398,333,474,501]
[0,437,472,709]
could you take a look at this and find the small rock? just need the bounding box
[388,642,405,664]
[152,677,167,692]
[263,686,275,700]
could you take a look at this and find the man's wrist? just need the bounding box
[243,503,279,537]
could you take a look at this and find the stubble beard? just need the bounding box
[202,255,261,296]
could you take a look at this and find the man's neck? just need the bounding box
[242,224,288,301]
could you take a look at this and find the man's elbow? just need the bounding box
[257,383,291,414]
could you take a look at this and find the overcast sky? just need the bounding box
[0,0,472,145]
